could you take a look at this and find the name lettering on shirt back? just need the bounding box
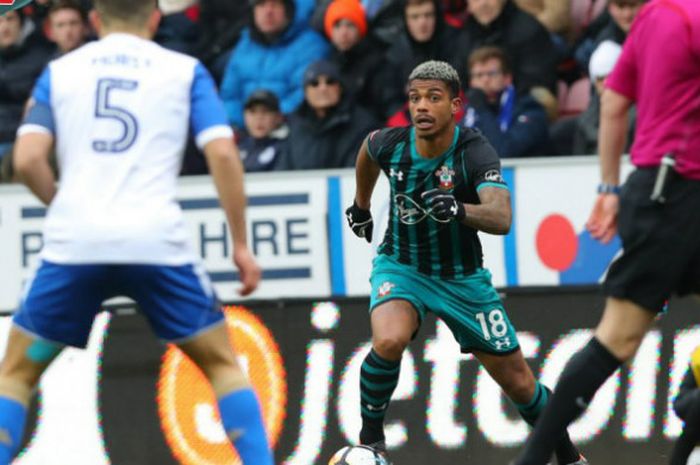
[91,54,152,69]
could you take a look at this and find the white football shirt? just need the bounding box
[18,33,233,265]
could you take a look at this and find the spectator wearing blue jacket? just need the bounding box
[220,0,329,128]
[461,46,548,158]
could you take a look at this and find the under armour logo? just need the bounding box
[366,402,388,412]
[389,168,404,181]
[495,338,511,350]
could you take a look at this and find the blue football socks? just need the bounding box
[0,396,27,465]
[218,388,273,465]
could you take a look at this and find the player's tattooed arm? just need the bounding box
[463,186,512,235]
[14,132,57,205]
[354,136,381,209]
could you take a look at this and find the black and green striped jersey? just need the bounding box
[367,125,508,279]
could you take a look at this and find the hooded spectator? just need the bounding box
[457,0,559,119]
[280,60,380,170]
[380,0,464,117]
[571,40,635,155]
[549,40,635,156]
[0,9,52,156]
[313,0,404,46]
[574,0,646,71]
[220,0,329,128]
[323,0,386,118]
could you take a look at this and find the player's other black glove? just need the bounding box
[345,201,373,243]
[421,188,466,223]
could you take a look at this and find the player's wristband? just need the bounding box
[597,183,621,195]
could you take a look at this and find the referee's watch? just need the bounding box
[597,183,621,195]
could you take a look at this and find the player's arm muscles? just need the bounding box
[354,136,381,209]
[13,131,56,205]
[462,186,512,235]
[203,137,260,295]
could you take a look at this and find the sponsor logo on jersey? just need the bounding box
[378,282,395,298]
[157,306,287,465]
[395,194,428,225]
[435,165,455,190]
[0,0,33,15]
[484,169,504,183]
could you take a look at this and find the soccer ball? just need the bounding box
[328,445,389,465]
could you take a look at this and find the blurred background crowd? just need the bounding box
[0,0,645,180]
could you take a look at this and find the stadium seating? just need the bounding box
[557,77,591,118]
[570,0,607,36]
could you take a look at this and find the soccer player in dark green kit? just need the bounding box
[345,61,587,465]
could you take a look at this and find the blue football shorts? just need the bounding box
[14,260,224,348]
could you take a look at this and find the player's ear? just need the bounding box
[451,96,462,116]
[88,9,102,36]
[147,9,162,36]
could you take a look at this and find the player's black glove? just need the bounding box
[345,201,373,243]
[421,188,466,223]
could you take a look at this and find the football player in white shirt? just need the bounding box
[0,1,273,464]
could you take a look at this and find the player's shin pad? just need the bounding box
[0,386,29,464]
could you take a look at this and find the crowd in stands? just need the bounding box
[0,0,647,181]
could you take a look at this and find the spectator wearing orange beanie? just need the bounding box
[324,0,368,41]
[321,0,385,119]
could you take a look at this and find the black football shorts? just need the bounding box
[604,168,700,313]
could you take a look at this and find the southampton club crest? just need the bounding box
[435,165,455,190]
[377,281,395,298]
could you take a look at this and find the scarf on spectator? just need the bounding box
[463,84,516,132]
[498,84,516,131]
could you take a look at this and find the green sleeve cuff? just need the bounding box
[477,182,509,192]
